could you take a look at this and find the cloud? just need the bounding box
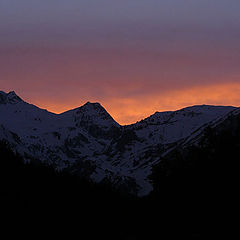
[12,82,240,125]
[1,1,240,124]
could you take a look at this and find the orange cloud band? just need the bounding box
[30,82,240,125]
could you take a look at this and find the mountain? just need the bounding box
[0,90,239,196]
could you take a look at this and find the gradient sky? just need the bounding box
[1,0,240,124]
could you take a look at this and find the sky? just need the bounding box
[0,0,240,124]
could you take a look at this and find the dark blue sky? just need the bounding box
[1,0,240,45]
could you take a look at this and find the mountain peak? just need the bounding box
[7,91,17,96]
[0,90,23,104]
[74,101,119,128]
[79,101,110,115]
[82,101,103,108]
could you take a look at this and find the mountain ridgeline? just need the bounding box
[1,90,239,238]
[0,90,239,196]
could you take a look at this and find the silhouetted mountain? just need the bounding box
[0,91,23,104]
[0,90,239,196]
[1,90,239,238]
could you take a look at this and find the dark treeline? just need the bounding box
[2,113,239,239]
[1,140,200,239]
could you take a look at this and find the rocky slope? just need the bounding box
[0,90,238,195]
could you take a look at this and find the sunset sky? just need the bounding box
[1,0,240,124]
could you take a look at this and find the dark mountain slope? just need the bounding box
[3,111,239,238]
[1,140,202,239]
[1,90,239,238]
[1,90,237,196]
[149,112,240,238]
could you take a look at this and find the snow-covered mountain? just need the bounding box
[0,91,238,195]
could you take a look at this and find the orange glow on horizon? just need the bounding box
[30,82,240,125]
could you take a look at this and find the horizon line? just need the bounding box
[1,89,238,126]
